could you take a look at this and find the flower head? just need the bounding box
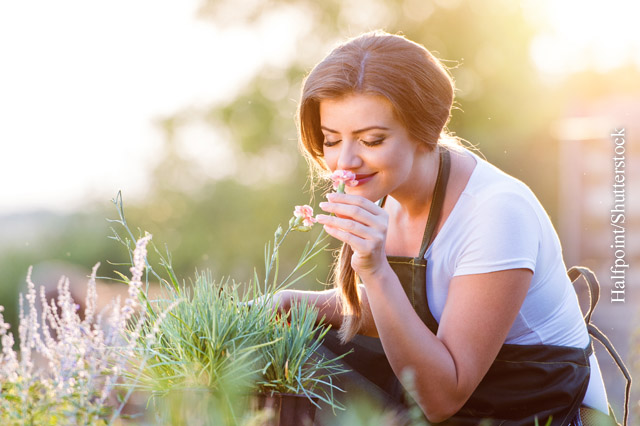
[330,170,358,193]
[123,233,152,321]
[292,205,317,231]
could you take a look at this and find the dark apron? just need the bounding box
[324,148,594,426]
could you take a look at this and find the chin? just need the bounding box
[346,187,383,203]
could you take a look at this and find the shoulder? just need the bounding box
[461,151,543,219]
[445,153,545,262]
[437,148,553,252]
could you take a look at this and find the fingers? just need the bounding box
[244,293,289,316]
[316,213,372,238]
[318,194,387,230]
[316,193,389,256]
[317,194,390,276]
[325,192,383,216]
[318,202,376,227]
[320,221,373,254]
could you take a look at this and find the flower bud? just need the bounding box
[274,225,284,240]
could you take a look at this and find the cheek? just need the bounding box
[377,153,398,171]
[322,149,339,170]
[383,154,411,178]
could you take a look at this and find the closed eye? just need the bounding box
[323,137,385,147]
[362,138,385,147]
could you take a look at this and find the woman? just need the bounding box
[274,30,614,425]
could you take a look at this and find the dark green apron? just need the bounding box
[322,148,593,426]
[386,148,592,425]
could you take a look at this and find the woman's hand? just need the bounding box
[246,290,291,313]
[316,192,389,278]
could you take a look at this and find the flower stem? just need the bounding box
[264,226,293,292]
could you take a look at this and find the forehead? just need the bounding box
[319,93,398,129]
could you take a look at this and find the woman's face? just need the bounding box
[319,93,424,201]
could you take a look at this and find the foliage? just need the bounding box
[533,416,553,426]
[3,1,637,422]
[108,193,348,424]
[0,240,160,424]
[256,300,345,402]
[4,0,614,334]
[0,208,127,353]
[0,189,346,425]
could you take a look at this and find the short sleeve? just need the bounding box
[453,192,540,276]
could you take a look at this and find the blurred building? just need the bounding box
[553,95,639,421]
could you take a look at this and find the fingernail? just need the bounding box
[319,202,328,209]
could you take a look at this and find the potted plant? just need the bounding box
[253,299,348,425]
[107,192,348,425]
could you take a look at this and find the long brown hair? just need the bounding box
[297,30,455,342]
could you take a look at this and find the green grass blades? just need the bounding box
[256,301,349,408]
[109,193,349,423]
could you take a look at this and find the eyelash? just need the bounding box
[323,138,385,147]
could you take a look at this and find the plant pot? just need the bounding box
[253,393,319,426]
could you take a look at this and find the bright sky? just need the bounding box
[1,0,638,216]
[0,0,302,215]
[530,0,640,75]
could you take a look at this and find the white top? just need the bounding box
[424,148,609,413]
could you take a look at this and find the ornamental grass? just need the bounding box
[107,192,348,424]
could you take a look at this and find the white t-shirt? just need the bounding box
[424,148,609,413]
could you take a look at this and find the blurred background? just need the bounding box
[1,0,638,421]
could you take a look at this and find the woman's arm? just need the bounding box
[276,286,379,337]
[317,192,532,423]
[363,265,531,422]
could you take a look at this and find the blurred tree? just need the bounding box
[130,0,560,289]
[0,208,127,339]
[3,0,639,336]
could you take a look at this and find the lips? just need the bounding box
[354,173,377,185]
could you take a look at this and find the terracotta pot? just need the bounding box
[253,393,319,426]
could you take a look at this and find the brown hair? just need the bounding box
[297,30,455,342]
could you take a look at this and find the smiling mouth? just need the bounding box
[355,173,377,185]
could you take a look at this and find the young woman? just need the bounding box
[273,31,615,425]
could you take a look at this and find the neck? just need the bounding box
[389,146,441,219]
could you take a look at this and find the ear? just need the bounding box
[413,139,432,155]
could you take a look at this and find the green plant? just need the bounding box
[134,271,279,423]
[257,300,347,403]
[107,192,349,423]
[533,416,553,426]
[0,237,163,425]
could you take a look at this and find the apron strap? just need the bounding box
[569,266,632,426]
[418,148,451,259]
[376,148,451,255]
[568,266,599,324]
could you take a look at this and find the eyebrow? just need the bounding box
[320,125,390,134]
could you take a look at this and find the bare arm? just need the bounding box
[362,266,531,422]
[316,192,532,423]
[276,285,378,337]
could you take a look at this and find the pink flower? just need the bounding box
[330,170,358,192]
[293,205,317,227]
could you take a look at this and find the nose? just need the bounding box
[336,140,363,171]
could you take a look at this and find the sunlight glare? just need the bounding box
[0,0,303,215]
[530,0,640,76]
